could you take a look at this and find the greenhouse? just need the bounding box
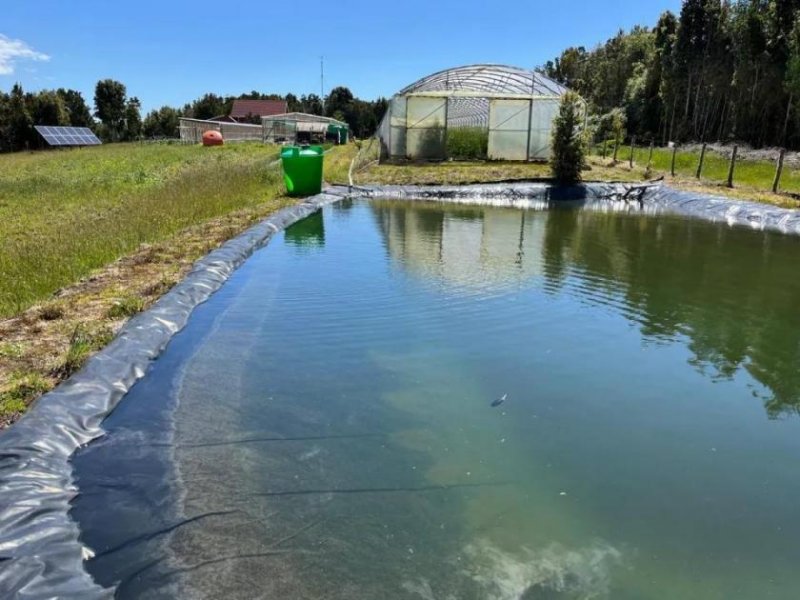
[377,64,573,162]
[262,112,349,145]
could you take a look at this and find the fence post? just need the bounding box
[773,148,786,193]
[671,144,677,176]
[726,145,738,188]
[647,141,654,171]
[696,143,707,179]
[629,136,636,168]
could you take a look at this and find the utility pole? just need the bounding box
[320,56,325,112]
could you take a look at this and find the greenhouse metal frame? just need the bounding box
[377,64,575,162]
[262,112,349,145]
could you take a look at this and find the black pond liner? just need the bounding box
[1,181,799,598]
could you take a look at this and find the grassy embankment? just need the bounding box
[356,145,800,208]
[0,142,355,426]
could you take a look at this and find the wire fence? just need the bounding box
[349,137,380,186]
[594,139,800,195]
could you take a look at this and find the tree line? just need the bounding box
[0,79,387,152]
[544,0,800,149]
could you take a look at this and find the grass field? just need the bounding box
[0,142,357,318]
[0,143,278,317]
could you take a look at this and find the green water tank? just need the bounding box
[327,124,348,145]
[280,145,324,196]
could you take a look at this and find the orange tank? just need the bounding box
[202,130,223,146]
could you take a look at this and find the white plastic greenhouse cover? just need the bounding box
[378,64,573,162]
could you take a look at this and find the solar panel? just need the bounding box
[34,125,102,147]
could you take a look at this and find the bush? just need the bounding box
[550,92,587,183]
[446,127,488,160]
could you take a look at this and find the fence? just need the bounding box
[178,118,264,144]
[596,139,800,195]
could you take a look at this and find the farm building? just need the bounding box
[377,64,574,162]
[178,118,263,143]
[179,112,349,145]
[262,113,349,145]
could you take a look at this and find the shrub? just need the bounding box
[550,92,587,183]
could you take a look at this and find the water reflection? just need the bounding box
[284,210,325,248]
[371,200,547,293]
[373,200,800,418]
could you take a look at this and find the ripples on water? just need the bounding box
[71,199,800,599]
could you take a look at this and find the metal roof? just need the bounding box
[261,112,348,128]
[397,64,568,97]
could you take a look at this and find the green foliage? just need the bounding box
[94,79,127,141]
[6,84,33,151]
[545,2,800,148]
[446,127,488,160]
[27,90,69,127]
[57,89,94,127]
[550,92,586,183]
[323,86,388,138]
[143,106,181,138]
[123,97,142,141]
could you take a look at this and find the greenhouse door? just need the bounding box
[406,96,447,160]
[488,99,530,161]
[528,99,560,161]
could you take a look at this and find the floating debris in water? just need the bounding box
[491,393,507,407]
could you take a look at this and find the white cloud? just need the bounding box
[0,34,50,76]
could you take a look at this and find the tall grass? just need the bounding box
[0,143,284,317]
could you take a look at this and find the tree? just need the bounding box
[325,86,355,118]
[124,97,142,140]
[301,94,323,116]
[7,84,33,151]
[94,79,127,141]
[783,16,800,143]
[550,92,586,183]
[143,106,181,138]
[27,91,69,127]
[285,93,301,112]
[188,93,229,120]
[56,89,94,127]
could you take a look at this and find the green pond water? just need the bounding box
[73,199,800,599]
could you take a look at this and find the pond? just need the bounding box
[71,198,800,599]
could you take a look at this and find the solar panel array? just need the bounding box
[34,126,102,147]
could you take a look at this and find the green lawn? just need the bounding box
[0,142,353,318]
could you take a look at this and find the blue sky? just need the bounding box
[2,0,682,114]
